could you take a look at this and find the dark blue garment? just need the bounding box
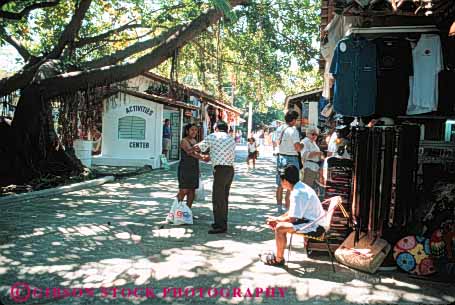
[163,125,171,138]
[330,35,377,117]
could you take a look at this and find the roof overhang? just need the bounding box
[114,89,198,110]
[284,89,323,110]
[142,72,241,115]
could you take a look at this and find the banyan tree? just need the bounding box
[0,0,247,186]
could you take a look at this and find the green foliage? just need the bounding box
[1,0,321,115]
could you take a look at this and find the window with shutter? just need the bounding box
[118,116,146,140]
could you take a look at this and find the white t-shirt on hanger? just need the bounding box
[407,34,443,115]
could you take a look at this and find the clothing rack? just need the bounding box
[347,25,439,35]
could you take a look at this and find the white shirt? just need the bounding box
[288,182,328,231]
[301,137,321,172]
[327,132,338,153]
[197,131,236,167]
[277,125,300,156]
[407,34,443,115]
[248,142,258,153]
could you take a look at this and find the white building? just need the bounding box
[92,74,198,168]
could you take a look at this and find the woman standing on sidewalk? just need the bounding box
[177,123,208,208]
[301,126,322,189]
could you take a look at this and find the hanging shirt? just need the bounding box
[301,137,321,172]
[407,34,443,115]
[327,132,338,154]
[375,38,413,116]
[330,35,377,117]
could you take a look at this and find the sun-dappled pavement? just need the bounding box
[0,144,454,305]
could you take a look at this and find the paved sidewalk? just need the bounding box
[0,145,454,305]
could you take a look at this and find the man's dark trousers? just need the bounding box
[212,165,234,230]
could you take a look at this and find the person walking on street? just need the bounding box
[247,137,259,170]
[276,111,302,214]
[195,121,236,234]
[177,123,209,209]
[162,119,172,158]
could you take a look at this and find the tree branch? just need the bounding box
[82,25,183,69]
[74,21,146,48]
[39,0,248,98]
[47,0,92,59]
[0,0,60,20]
[193,40,246,66]
[0,27,34,61]
[0,59,46,96]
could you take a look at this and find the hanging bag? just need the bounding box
[173,201,193,225]
[166,199,179,223]
[166,199,193,225]
[195,177,206,202]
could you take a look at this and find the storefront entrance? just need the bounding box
[163,107,181,161]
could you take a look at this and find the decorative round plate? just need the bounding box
[394,235,435,275]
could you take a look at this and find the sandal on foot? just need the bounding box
[259,252,285,266]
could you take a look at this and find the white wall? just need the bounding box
[101,94,163,164]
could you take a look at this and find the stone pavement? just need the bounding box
[0,144,454,305]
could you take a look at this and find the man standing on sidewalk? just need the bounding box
[162,119,172,158]
[276,111,301,214]
[195,121,236,234]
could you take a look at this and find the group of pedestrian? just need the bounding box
[272,110,325,214]
[260,110,331,266]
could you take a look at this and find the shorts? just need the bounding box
[248,151,257,160]
[276,154,300,186]
[163,138,171,151]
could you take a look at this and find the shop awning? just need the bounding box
[115,89,198,110]
[206,101,241,116]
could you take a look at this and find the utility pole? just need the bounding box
[247,101,253,138]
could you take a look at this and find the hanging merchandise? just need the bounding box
[407,34,444,115]
[350,125,420,240]
[374,37,413,117]
[393,235,435,275]
[321,14,362,99]
[330,35,377,117]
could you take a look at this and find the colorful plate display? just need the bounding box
[393,235,435,275]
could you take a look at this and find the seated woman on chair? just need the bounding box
[261,165,328,266]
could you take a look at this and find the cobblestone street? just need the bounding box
[0,145,454,305]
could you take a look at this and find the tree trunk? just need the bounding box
[3,85,83,185]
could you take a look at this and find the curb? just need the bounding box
[0,176,115,204]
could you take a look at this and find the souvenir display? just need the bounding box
[394,235,435,275]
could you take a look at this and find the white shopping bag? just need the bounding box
[195,178,205,202]
[165,199,178,223]
[173,201,193,225]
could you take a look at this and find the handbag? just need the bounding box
[334,231,391,274]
